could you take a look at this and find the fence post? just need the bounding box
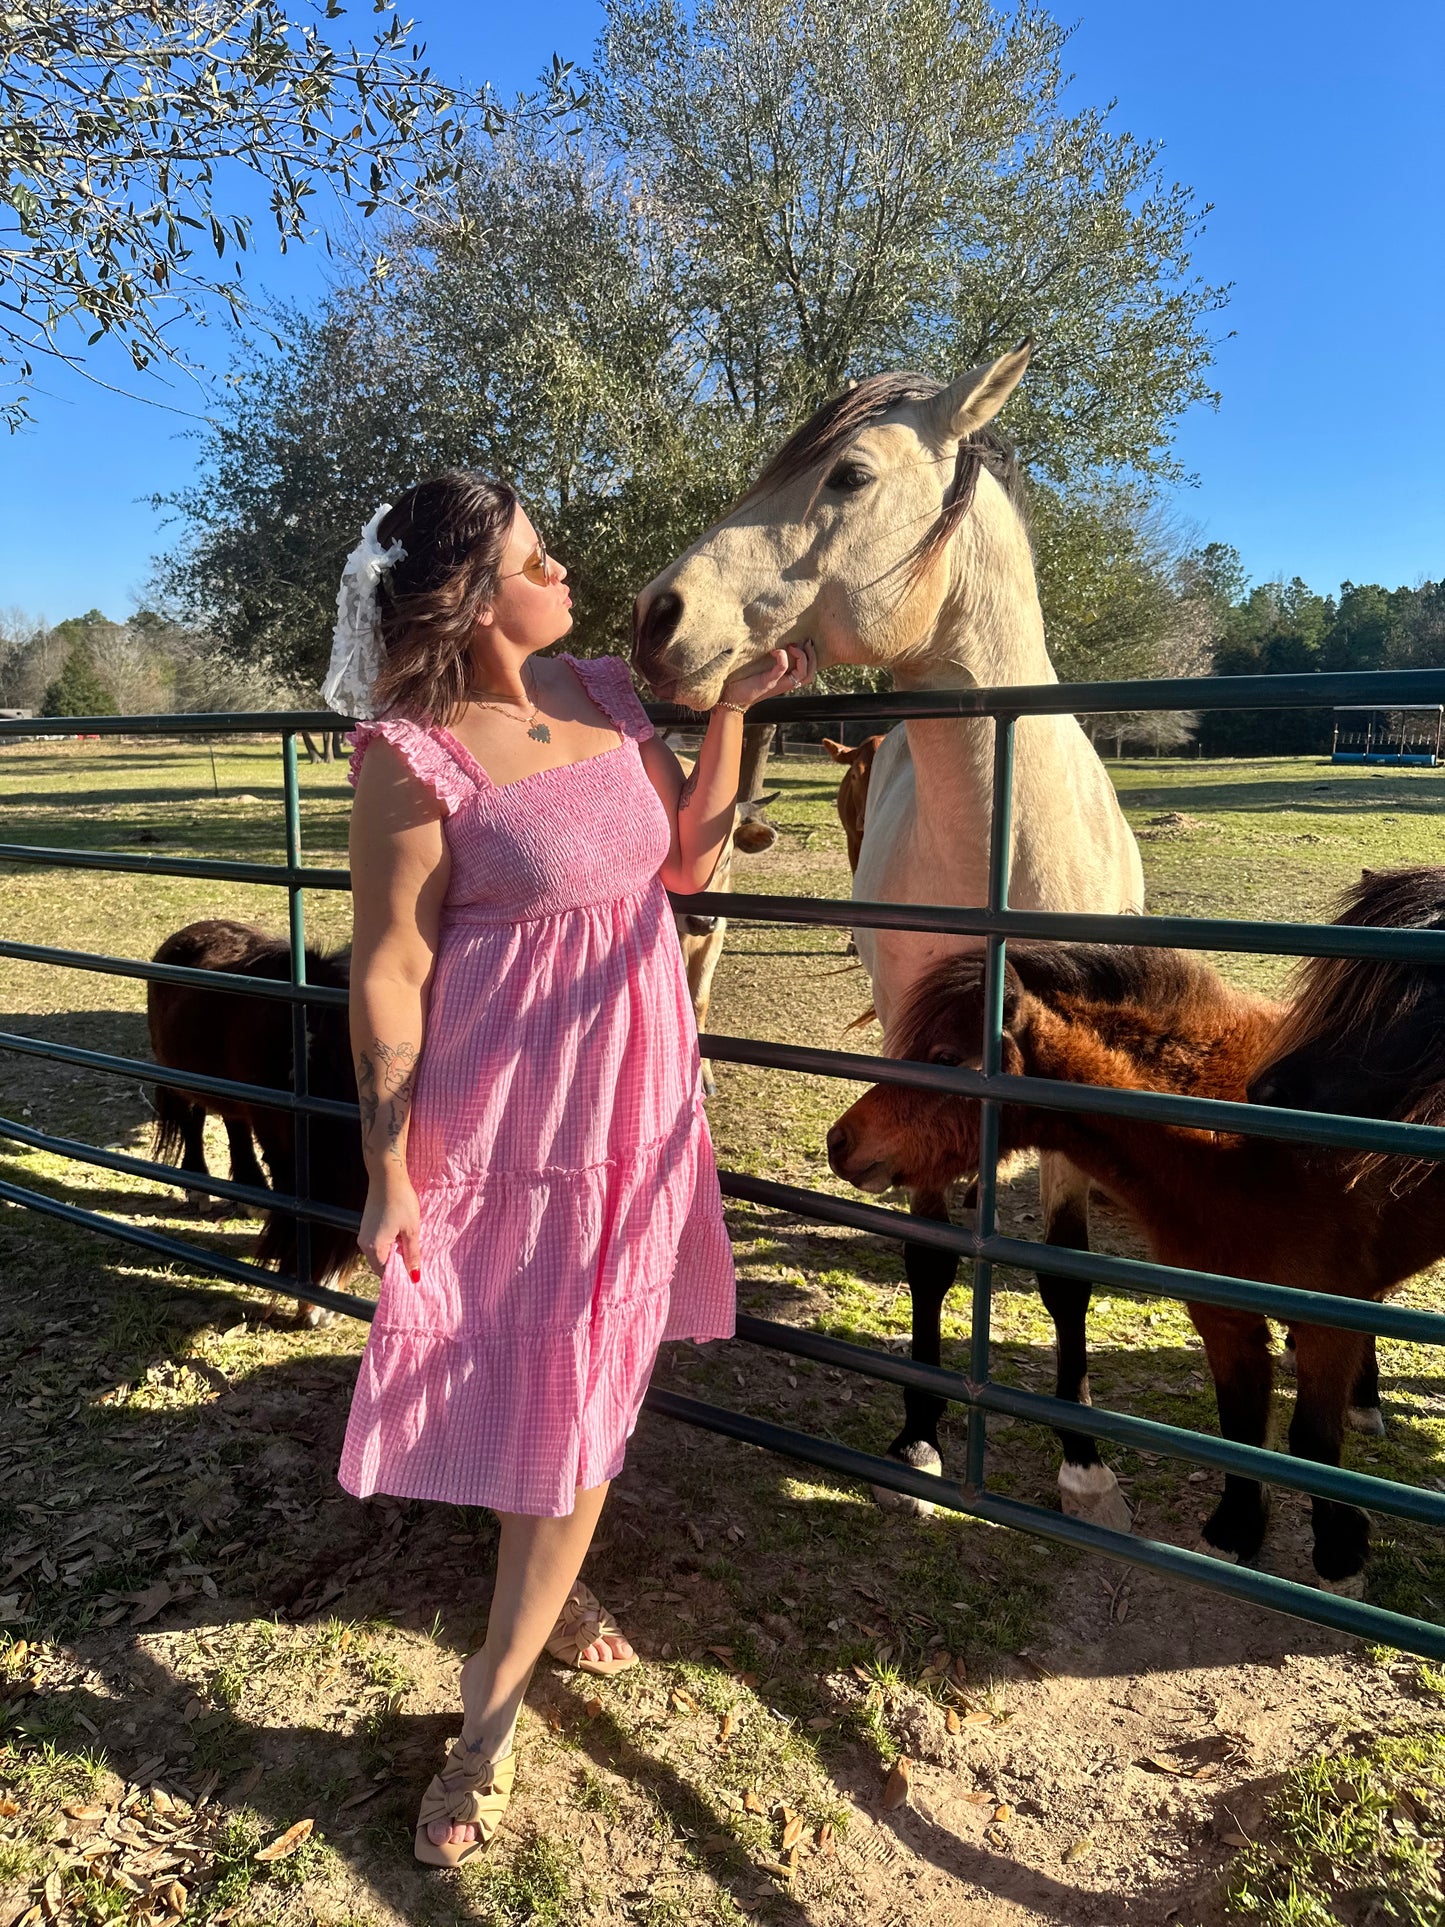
[965,714,1017,1491]
[282,733,313,1298]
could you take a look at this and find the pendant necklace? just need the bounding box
[468,661,551,743]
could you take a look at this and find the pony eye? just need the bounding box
[929,1048,962,1067]
[824,461,874,494]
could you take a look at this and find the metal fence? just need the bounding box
[3,668,1445,1659]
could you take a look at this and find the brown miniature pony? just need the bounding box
[148,920,365,1319]
[827,868,1445,1593]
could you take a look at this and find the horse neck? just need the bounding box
[891,507,1057,840]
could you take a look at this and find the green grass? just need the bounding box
[1226,1726,1445,1924]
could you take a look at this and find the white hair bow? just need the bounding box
[322,505,407,719]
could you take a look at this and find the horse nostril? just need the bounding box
[633,589,684,676]
[826,1121,850,1167]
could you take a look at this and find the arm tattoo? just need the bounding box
[357,1039,419,1162]
[677,762,701,813]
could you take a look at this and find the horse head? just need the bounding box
[632,345,1034,708]
[826,952,1026,1193]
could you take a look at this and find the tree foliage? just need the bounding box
[0,0,523,429]
[1201,574,1445,755]
[40,644,117,716]
[157,0,1227,686]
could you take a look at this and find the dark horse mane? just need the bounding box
[741,370,1027,582]
[893,939,1234,1058]
[1257,866,1445,1166]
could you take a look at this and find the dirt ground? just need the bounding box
[2,736,1444,1927]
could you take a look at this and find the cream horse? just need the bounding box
[634,345,1144,1532]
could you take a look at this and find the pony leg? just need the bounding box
[1346,1335,1386,1437]
[1192,1307,1274,1563]
[1290,1321,1372,1593]
[873,1187,958,1516]
[1037,1155,1132,1534]
[224,1118,269,1192]
[175,1102,221,1216]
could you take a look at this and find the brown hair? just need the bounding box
[369,471,519,724]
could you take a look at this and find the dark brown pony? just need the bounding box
[827,868,1445,1593]
[148,920,364,1317]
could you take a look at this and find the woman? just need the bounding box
[324,471,814,1868]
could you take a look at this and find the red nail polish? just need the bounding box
[410,1268,421,1283]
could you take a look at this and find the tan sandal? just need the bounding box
[544,1581,640,1678]
[413,1735,517,1868]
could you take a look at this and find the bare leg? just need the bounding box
[428,1479,632,1851]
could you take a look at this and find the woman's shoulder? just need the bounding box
[562,652,654,741]
[348,714,476,815]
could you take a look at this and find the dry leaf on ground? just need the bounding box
[254,1817,314,1862]
[125,1581,172,1625]
[881,1758,912,1810]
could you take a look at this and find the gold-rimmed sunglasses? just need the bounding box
[499,533,557,587]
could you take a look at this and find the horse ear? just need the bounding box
[924,339,1032,446]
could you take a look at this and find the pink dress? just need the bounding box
[337,652,737,1516]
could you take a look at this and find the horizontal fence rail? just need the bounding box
[2,670,1444,1658]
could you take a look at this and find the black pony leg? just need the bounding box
[1037,1154,1132,1532]
[1292,1322,1371,1592]
[1346,1336,1385,1436]
[1194,1307,1274,1563]
[874,1188,959,1513]
[224,1119,271,1198]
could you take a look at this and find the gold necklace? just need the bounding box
[467,660,552,743]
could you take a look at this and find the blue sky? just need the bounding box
[3,0,1442,624]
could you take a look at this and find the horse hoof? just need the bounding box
[1191,1535,1241,1565]
[1346,1405,1387,1437]
[1058,1464,1133,1535]
[1317,1571,1366,1600]
[871,1442,943,1515]
[187,1190,224,1218]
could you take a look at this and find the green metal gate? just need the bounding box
[2,666,1444,1658]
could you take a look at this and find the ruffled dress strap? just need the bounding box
[564,653,655,743]
[348,717,477,818]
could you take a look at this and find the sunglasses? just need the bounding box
[499,534,557,588]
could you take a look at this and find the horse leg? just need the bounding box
[1346,1335,1386,1437]
[1192,1307,1274,1563]
[177,1104,221,1216]
[223,1118,270,1217]
[1037,1154,1132,1534]
[1291,1321,1371,1594]
[873,1187,958,1515]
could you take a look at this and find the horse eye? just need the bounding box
[930,1048,962,1067]
[824,462,873,494]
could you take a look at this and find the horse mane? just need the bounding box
[891,940,1235,1061]
[1261,867,1445,1170]
[1001,941,1225,1018]
[740,371,1028,584]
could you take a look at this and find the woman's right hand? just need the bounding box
[359,1167,422,1280]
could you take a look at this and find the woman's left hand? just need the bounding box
[719,639,817,710]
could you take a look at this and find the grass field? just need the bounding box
[1,730,1443,1927]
